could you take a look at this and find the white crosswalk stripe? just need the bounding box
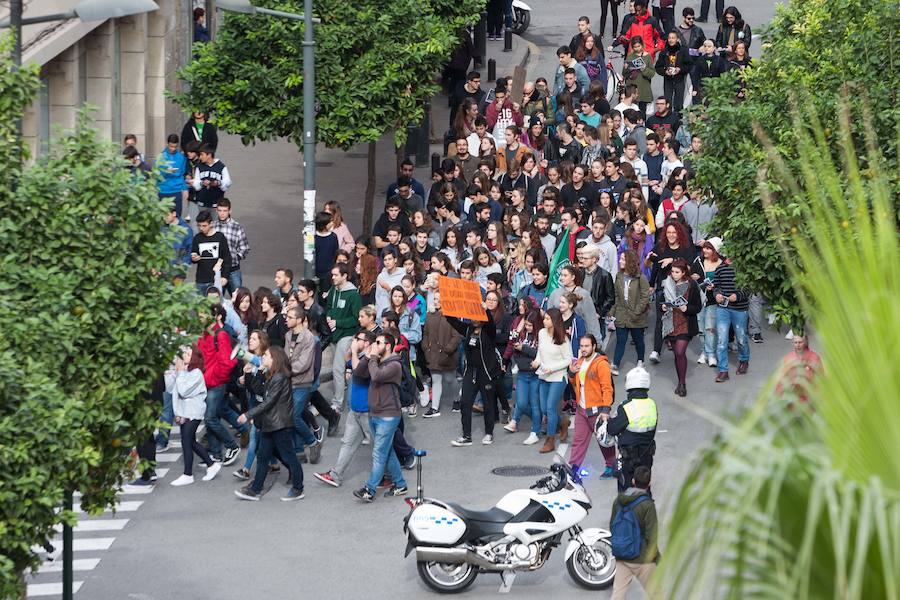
[27,583,83,597]
[27,432,187,597]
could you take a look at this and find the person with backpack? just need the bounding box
[352,331,408,502]
[566,334,616,478]
[198,304,242,465]
[606,365,658,492]
[609,466,660,599]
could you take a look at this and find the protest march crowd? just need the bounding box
[124,2,823,596]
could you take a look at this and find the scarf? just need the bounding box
[661,276,690,339]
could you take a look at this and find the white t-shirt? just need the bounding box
[622,156,650,201]
[660,158,684,185]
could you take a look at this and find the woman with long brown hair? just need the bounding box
[452,97,479,141]
[534,307,574,454]
[233,329,272,481]
[323,200,355,252]
[609,249,651,375]
[235,345,306,501]
[661,258,703,396]
[352,235,379,306]
[233,286,260,332]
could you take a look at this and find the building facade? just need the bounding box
[10,0,212,162]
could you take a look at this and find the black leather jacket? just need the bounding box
[246,372,293,432]
[585,266,616,319]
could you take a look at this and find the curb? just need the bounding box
[520,36,540,71]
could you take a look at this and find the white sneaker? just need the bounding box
[649,351,660,364]
[785,329,794,340]
[610,364,619,376]
[202,463,221,481]
[697,353,707,365]
[637,360,644,368]
[482,434,494,445]
[523,432,540,445]
[708,355,717,367]
[170,474,194,487]
[503,420,517,433]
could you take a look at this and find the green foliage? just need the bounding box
[0,40,202,597]
[687,0,900,327]
[171,0,485,150]
[655,105,900,599]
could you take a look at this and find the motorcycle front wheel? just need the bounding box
[566,539,616,589]
[417,560,478,594]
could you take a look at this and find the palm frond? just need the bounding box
[653,101,900,599]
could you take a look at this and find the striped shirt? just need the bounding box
[711,263,748,310]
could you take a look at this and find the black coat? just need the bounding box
[180,118,218,152]
[447,311,501,378]
[690,54,728,91]
[247,373,293,432]
[655,43,692,81]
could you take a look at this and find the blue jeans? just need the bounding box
[504,0,514,27]
[716,307,749,372]
[365,416,406,493]
[513,371,541,433]
[292,386,317,453]
[699,305,717,358]
[226,269,242,296]
[613,327,646,366]
[538,380,567,438]
[196,281,214,296]
[155,391,174,446]
[204,384,237,457]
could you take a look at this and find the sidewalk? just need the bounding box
[217,33,534,293]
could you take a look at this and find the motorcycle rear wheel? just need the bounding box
[417,560,478,594]
[566,539,616,590]
[509,7,530,34]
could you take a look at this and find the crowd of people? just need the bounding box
[125,3,818,596]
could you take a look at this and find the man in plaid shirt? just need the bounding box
[215,198,250,294]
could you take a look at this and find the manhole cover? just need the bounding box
[491,465,549,477]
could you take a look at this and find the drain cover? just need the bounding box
[491,465,549,477]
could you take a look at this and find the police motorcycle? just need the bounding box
[402,450,616,593]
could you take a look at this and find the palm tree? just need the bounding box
[653,105,900,599]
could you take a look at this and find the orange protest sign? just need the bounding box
[438,276,487,321]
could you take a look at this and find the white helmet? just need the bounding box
[595,420,616,447]
[625,366,651,391]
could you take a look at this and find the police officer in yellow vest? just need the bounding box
[603,366,658,492]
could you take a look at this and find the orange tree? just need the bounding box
[686,0,899,327]
[0,35,201,597]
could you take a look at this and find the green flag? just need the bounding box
[545,225,572,298]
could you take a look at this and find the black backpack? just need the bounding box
[394,347,419,408]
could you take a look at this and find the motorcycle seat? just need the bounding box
[446,503,512,524]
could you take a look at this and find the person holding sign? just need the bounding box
[440,276,501,447]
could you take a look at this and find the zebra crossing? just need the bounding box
[25,430,186,598]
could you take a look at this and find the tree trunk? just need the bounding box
[362,141,377,236]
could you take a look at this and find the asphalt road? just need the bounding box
[26,1,787,598]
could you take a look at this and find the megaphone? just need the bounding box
[230,345,262,368]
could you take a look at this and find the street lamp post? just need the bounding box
[216,0,320,279]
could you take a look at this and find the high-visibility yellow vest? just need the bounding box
[623,397,657,433]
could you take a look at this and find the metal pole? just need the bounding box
[10,0,22,67]
[63,491,73,600]
[301,0,316,279]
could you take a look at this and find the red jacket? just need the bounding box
[616,12,666,59]
[198,326,237,388]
